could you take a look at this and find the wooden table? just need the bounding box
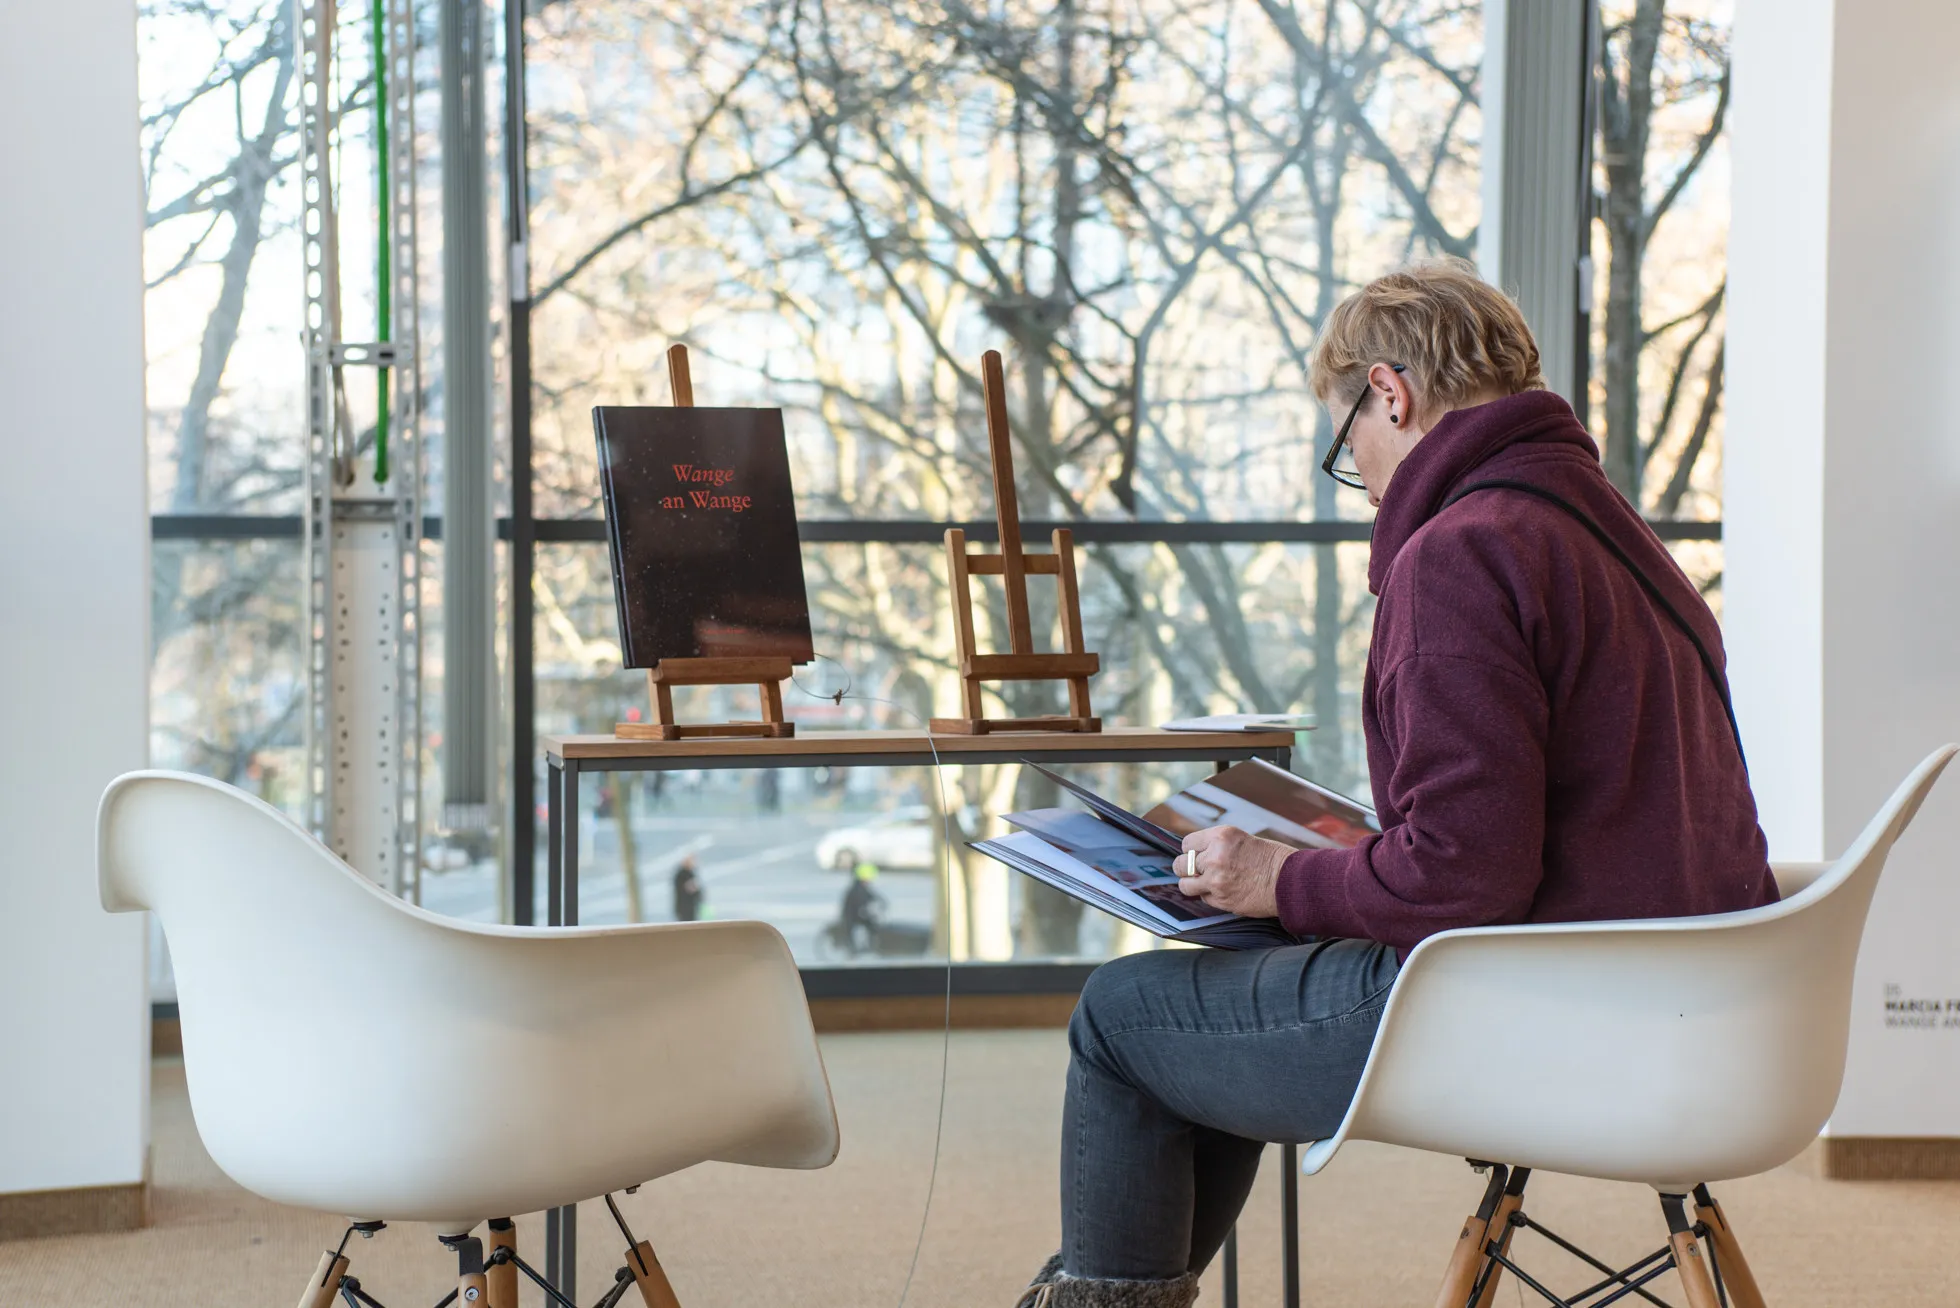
[540,726,1294,925]
[545,724,1295,765]
[537,726,1294,1304]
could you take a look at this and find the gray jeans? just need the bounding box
[1061,938,1400,1280]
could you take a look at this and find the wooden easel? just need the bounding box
[613,344,796,742]
[929,350,1101,735]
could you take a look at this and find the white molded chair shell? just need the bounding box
[100,771,839,1230]
[1302,746,1955,1190]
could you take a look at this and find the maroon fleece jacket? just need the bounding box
[1273,390,1775,953]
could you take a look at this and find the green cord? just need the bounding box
[371,0,391,486]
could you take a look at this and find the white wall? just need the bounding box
[1729,0,1960,1136]
[0,4,152,1193]
[1725,0,1832,862]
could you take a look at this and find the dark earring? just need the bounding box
[1389,414,1399,425]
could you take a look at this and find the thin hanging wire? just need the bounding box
[789,655,954,1308]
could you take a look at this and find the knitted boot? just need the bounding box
[1013,1266,1200,1308]
[1011,1252,1064,1307]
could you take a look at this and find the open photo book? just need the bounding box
[971,760,1380,950]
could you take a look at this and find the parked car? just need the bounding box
[421,840,474,873]
[815,806,938,871]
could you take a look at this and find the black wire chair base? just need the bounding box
[486,1245,639,1308]
[310,1216,650,1308]
[326,1253,639,1308]
[1461,1211,1734,1308]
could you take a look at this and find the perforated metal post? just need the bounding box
[297,0,423,895]
[384,0,422,898]
[297,0,338,845]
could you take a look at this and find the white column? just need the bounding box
[0,1,152,1224]
[1728,0,1960,1152]
[1479,0,1591,402]
[1725,0,1832,860]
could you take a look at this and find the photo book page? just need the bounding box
[970,760,1379,950]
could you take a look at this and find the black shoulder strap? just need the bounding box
[1440,477,1746,767]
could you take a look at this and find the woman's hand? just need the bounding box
[1172,826,1292,918]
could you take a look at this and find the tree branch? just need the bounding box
[1655,335,1723,518]
[1644,58,1729,241]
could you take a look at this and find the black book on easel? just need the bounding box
[593,347,814,740]
[592,404,815,667]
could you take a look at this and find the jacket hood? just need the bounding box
[1367,389,1600,595]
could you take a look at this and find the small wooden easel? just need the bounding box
[613,344,796,742]
[929,350,1101,735]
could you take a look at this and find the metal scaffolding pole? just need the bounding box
[440,0,496,841]
[297,0,424,895]
[504,0,537,929]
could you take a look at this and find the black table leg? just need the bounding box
[1273,741,1300,1301]
[547,759,563,928]
[1221,747,1290,1308]
[563,759,579,928]
[545,1206,561,1291]
[1214,750,1302,1308]
[1273,745,1300,1302]
[1282,1141,1300,1308]
[544,1202,577,1299]
[544,759,580,1300]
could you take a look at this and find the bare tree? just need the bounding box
[141,0,317,794]
[520,0,1479,952]
[136,0,1730,949]
[149,3,297,510]
[1595,0,1729,510]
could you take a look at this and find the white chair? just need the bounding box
[1298,746,1955,1308]
[99,770,838,1308]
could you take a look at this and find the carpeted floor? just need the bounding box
[2,1030,1957,1306]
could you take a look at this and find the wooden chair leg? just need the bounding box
[1661,1194,1723,1308]
[485,1218,519,1308]
[624,1238,684,1308]
[295,1250,349,1308]
[451,1236,491,1308]
[1471,1167,1531,1308]
[1434,1165,1508,1308]
[1693,1185,1769,1308]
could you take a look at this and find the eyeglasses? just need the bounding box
[1321,364,1405,490]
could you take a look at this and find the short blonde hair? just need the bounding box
[1308,257,1546,419]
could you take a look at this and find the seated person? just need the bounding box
[841,861,886,954]
[1014,258,1776,1308]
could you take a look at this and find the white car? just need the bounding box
[815,806,939,871]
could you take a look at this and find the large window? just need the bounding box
[138,1,1732,972]
[142,2,309,794]
[1589,0,1731,597]
[516,0,1483,954]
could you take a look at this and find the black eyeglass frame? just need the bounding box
[1321,363,1406,490]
